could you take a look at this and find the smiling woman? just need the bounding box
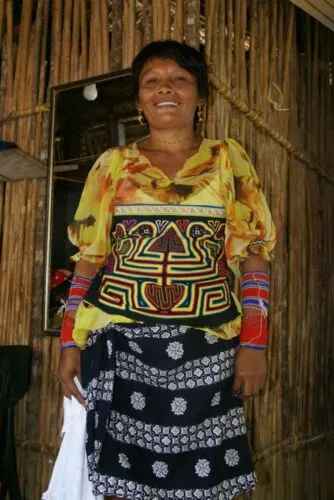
[57,40,276,500]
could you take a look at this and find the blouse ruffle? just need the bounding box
[224,138,276,276]
[67,148,122,265]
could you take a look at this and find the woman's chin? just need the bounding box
[148,117,191,130]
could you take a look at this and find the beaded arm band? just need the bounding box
[239,272,270,350]
[59,275,93,350]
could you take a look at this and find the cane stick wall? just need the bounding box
[0,1,333,498]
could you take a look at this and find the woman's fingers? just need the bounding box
[58,347,85,405]
[65,378,85,405]
[233,376,254,399]
[60,377,85,405]
[237,375,265,398]
[232,375,243,397]
[233,347,267,398]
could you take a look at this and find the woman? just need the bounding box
[58,41,276,500]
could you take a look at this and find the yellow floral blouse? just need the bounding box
[68,138,276,348]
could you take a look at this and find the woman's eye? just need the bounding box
[175,75,187,81]
[145,78,157,84]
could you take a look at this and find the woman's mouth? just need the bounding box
[155,101,179,108]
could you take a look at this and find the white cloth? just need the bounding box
[42,379,103,500]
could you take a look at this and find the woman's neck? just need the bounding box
[141,128,201,153]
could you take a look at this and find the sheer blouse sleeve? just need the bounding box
[67,148,121,266]
[223,138,277,276]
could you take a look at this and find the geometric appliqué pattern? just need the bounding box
[99,215,233,321]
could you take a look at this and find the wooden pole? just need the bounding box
[0,183,11,336]
[101,0,110,72]
[239,0,247,145]
[162,0,170,39]
[5,0,13,109]
[205,0,217,139]
[51,0,63,86]
[25,24,35,154]
[88,0,95,75]
[248,0,257,154]
[0,0,5,60]
[70,0,80,81]
[34,0,50,158]
[173,0,184,42]
[226,0,233,137]
[61,0,73,83]
[79,0,88,78]
[5,0,14,142]
[184,0,200,48]
[15,0,33,147]
[94,0,103,75]
[110,0,123,69]
[142,0,153,47]
[152,0,161,41]
[122,0,135,68]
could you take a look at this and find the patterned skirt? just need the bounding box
[81,323,257,499]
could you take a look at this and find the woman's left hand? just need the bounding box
[232,347,267,398]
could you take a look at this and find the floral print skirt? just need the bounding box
[81,323,257,499]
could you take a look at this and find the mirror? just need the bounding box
[43,69,149,334]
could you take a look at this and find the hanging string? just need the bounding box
[208,71,333,185]
[267,82,290,112]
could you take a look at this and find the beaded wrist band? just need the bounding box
[59,275,93,348]
[60,343,78,351]
[65,275,93,312]
[239,271,270,350]
[60,316,77,350]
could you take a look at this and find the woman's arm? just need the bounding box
[240,254,268,275]
[232,255,269,398]
[58,259,99,404]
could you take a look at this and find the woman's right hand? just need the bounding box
[58,347,85,405]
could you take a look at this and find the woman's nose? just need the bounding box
[157,80,173,94]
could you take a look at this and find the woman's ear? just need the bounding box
[197,97,206,108]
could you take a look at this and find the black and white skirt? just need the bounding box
[81,323,257,499]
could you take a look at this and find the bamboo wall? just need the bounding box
[0,1,333,499]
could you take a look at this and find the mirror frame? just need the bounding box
[43,68,135,335]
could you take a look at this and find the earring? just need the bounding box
[197,106,203,122]
[138,109,145,125]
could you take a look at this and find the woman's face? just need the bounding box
[137,58,204,131]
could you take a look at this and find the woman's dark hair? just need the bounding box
[131,40,209,100]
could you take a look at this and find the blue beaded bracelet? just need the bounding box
[60,342,79,351]
[239,343,266,351]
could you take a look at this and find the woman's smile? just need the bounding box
[154,100,179,107]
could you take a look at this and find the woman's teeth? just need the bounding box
[155,101,178,107]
